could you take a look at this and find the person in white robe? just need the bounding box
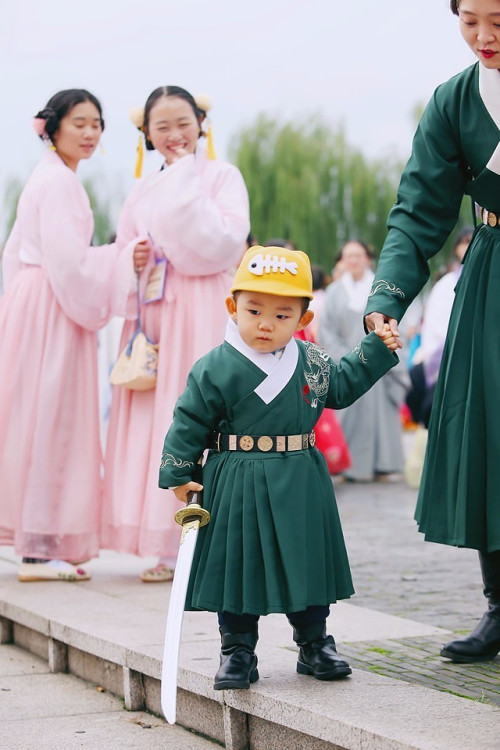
[318,240,406,481]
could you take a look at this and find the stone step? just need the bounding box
[0,550,499,750]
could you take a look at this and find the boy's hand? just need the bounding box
[172,481,204,504]
[366,312,402,348]
[375,323,400,352]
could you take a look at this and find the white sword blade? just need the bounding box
[161,522,199,724]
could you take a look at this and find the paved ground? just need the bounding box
[1,432,499,747]
[335,472,500,706]
[0,643,219,750]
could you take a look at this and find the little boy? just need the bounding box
[159,245,398,690]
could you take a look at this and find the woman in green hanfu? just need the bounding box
[365,0,500,663]
[159,245,398,690]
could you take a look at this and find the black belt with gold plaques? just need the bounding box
[481,208,500,227]
[210,431,316,453]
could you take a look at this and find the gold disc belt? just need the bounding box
[210,431,316,453]
[481,208,500,227]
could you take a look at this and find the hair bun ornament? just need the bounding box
[194,94,216,161]
[130,107,145,131]
[33,117,48,139]
[194,94,212,115]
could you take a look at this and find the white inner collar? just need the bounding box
[479,64,500,131]
[224,318,276,374]
[224,318,299,403]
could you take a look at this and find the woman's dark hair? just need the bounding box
[265,238,288,248]
[264,238,298,251]
[311,264,326,292]
[450,1,459,15]
[246,231,258,248]
[143,85,204,151]
[34,89,104,142]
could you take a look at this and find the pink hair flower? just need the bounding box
[33,117,47,138]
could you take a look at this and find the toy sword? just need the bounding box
[161,464,210,725]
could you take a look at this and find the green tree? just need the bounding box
[82,178,116,245]
[230,114,475,278]
[229,114,403,271]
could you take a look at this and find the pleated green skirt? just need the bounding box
[185,448,354,615]
[416,225,500,552]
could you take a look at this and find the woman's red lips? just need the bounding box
[481,49,496,58]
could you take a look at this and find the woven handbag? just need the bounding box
[110,275,159,391]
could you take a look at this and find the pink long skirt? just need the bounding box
[0,267,101,560]
[102,268,232,559]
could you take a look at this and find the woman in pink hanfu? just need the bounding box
[0,89,136,582]
[102,86,250,581]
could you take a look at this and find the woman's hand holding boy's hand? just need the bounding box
[133,239,151,273]
[172,481,204,504]
[366,313,402,349]
[375,323,400,352]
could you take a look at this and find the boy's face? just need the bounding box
[226,290,313,353]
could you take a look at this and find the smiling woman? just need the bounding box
[364,0,500,664]
[101,84,250,581]
[142,87,204,165]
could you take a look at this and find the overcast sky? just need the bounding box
[1,0,475,227]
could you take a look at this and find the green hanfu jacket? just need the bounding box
[159,320,397,615]
[365,62,500,322]
[365,63,500,552]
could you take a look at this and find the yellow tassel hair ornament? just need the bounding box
[205,121,216,160]
[130,107,146,178]
[195,93,216,161]
[134,134,144,178]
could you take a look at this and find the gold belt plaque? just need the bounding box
[239,435,254,451]
[257,435,273,452]
[276,436,286,451]
[287,434,302,451]
[309,430,316,447]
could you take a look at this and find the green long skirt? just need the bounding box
[185,448,354,615]
[416,224,500,552]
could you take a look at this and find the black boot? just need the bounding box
[293,621,351,680]
[213,623,259,690]
[440,550,500,663]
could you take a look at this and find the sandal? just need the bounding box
[140,563,174,583]
[18,560,91,582]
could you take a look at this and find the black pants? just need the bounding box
[218,605,330,630]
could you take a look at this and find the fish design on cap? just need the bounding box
[248,253,298,276]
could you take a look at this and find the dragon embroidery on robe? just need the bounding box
[303,342,331,408]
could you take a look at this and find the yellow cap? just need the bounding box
[231,245,313,299]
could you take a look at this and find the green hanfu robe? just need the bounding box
[159,320,397,616]
[364,63,500,553]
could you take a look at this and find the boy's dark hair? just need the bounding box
[450,0,459,14]
[143,86,204,151]
[34,89,104,143]
[232,290,310,316]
